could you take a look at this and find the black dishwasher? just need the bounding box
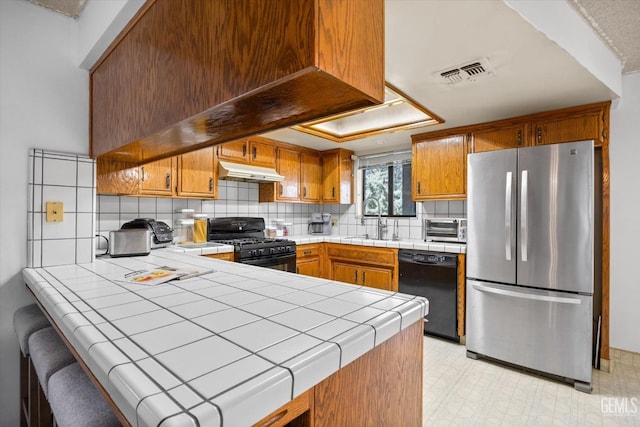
[398,250,459,341]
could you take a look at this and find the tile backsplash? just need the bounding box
[27,149,96,267]
[96,180,466,243]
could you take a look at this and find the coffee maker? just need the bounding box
[308,213,332,235]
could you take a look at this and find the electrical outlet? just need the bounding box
[46,202,64,222]
[331,218,338,226]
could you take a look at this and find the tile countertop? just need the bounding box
[289,235,467,254]
[23,250,428,427]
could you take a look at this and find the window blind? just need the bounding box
[357,150,412,169]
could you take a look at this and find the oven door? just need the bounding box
[240,253,296,273]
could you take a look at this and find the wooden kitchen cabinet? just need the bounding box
[412,134,467,201]
[275,147,301,201]
[326,244,398,291]
[321,149,354,204]
[177,146,216,198]
[217,138,276,168]
[204,252,235,261]
[532,104,607,147]
[296,243,323,278]
[301,152,322,202]
[139,157,176,196]
[471,124,528,153]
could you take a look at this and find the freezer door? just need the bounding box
[467,149,517,284]
[466,279,593,384]
[517,140,594,293]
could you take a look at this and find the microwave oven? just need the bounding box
[424,218,467,243]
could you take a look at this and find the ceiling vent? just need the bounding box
[436,58,495,85]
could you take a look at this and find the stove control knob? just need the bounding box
[258,248,265,256]
[270,247,276,254]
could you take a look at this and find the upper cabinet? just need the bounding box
[300,152,322,203]
[139,157,176,196]
[321,149,353,204]
[471,124,528,153]
[217,138,276,168]
[412,134,467,201]
[98,146,217,198]
[274,147,301,201]
[531,104,608,147]
[177,147,216,198]
[90,0,384,164]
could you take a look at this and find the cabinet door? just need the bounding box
[276,147,300,201]
[472,125,526,153]
[412,135,467,200]
[301,152,321,202]
[218,140,248,163]
[140,157,175,196]
[332,262,359,285]
[533,110,604,147]
[297,258,321,277]
[360,265,393,291]
[322,152,339,203]
[178,147,216,198]
[249,140,276,168]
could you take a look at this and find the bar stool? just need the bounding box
[13,303,51,427]
[48,363,121,427]
[28,327,77,427]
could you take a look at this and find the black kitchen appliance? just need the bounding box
[398,250,459,341]
[207,217,296,272]
[121,218,173,248]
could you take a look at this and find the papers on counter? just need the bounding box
[121,266,213,286]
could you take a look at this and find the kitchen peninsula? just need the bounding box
[23,250,427,426]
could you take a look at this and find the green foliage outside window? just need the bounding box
[363,163,416,217]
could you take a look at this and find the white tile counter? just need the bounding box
[23,250,428,427]
[289,235,467,254]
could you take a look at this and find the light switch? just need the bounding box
[46,202,63,222]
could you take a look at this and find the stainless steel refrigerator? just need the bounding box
[466,140,594,392]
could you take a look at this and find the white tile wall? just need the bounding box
[96,180,466,243]
[27,149,96,267]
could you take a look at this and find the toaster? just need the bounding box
[109,229,151,257]
[121,218,174,248]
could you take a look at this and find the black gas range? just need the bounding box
[207,217,296,272]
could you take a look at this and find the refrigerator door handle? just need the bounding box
[521,170,528,262]
[472,282,581,305]
[505,171,512,261]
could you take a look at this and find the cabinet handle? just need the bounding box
[354,270,358,282]
[303,250,312,255]
[602,129,607,139]
[303,187,307,197]
[536,127,542,144]
[141,167,146,182]
[252,146,257,160]
[209,177,213,192]
[332,187,335,198]
[242,143,247,158]
[165,173,171,189]
[417,181,421,194]
[296,267,300,274]
[517,129,522,146]
[280,184,283,196]
[362,271,366,284]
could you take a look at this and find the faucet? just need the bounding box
[363,197,387,240]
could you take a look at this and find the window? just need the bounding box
[361,153,416,217]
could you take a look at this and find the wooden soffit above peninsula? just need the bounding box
[90,0,385,164]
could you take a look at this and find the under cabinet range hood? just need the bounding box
[218,161,284,183]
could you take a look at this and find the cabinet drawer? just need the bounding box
[326,244,396,266]
[252,389,311,427]
[203,253,234,261]
[297,244,321,259]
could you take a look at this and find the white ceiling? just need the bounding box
[27,0,640,155]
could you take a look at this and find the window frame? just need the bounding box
[362,162,416,218]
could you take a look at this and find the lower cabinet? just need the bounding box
[296,244,323,278]
[203,252,234,261]
[326,244,398,291]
